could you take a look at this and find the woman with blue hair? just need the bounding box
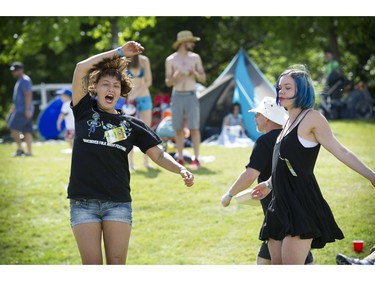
[251,65,375,264]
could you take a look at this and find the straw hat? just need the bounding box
[248,96,288,126]
[172,30,200,49]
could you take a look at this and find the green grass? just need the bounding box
[0,118,374,265]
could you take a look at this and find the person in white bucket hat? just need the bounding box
[221,96,317,265]
[248,96,288,127]
[222,96,312,264]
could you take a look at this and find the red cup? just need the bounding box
[353,240,364,253]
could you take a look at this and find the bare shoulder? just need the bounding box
[140,55,151,68]
[166,52,178,62]
[140,55,150,63]
[305,109,326,124]
[188,51,201,59]
[299,109,328,140]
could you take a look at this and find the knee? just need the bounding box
[107,255,126,265]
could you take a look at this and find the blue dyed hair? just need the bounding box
[275,65,315,109]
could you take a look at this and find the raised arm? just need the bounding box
[143,55,152,89]
[71,41,144,106]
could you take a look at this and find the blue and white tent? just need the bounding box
[198,48,277,141]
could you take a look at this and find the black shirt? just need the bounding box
[67,94,161,202]
[245,129,281,214]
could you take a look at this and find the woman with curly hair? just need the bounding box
[68,41,194,264]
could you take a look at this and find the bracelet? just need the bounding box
[227,193,234,198]
[265,180,272,190]
[117,47,124,58]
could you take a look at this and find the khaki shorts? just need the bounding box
[171,90,200,130]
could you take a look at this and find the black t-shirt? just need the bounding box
[245,129,281,214]
[67,94,161,202]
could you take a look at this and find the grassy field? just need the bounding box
[0,118,374,265]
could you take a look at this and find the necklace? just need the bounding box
[278,109,305,141]
[277,109,306,177]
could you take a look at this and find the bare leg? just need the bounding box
[10,129,23,151]
[102,221,132,264]
[139,109,152,168]
[128,149,135,170]
[175,129,185,161]
[139,109,152,128]
[190,129,200,160]
[24,132,33,155]
[67,137,74,148]
[281,235,312,265]
[256,256,272,265]
[72,223,103,264]
[268,239,283,264]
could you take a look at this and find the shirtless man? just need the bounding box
[165,30,206,168]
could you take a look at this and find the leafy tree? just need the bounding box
[1,16,374,136]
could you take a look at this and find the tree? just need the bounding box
[1,16,374,136]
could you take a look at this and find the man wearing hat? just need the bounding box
[8,62,34,156]
[56,88,75,148]
[165,30,206,168]
[221,96,313,265]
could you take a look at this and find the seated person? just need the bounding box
[223,102,245,134]
[216,103,253,147]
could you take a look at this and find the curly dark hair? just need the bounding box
[84,56,133,98]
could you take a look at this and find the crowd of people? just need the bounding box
[5,31,375,265]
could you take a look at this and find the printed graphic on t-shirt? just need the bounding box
[87,112,101,136]
[85,110,133,149]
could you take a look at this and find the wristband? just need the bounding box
[117,47,124,58]
[265,180,272,190]
[227,193,234,198]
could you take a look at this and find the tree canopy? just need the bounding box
[1,16,374,125]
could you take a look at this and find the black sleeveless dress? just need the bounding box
[259,121,344,248]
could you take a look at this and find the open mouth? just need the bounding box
[105,94,114,104]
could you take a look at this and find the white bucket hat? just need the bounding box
[172,30,200,49]
[248,96,288,126]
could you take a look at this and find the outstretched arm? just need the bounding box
[221,167,260,207]
[72,41,144,106]
[146,146,194,187]
[311,111,375,187]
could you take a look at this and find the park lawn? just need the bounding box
[0,119,374,265]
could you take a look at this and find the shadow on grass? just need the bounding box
[189,166,216,175]
[133,166,216,178]
[133,167,162,178]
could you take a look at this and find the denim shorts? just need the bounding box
[70,199,132,227]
